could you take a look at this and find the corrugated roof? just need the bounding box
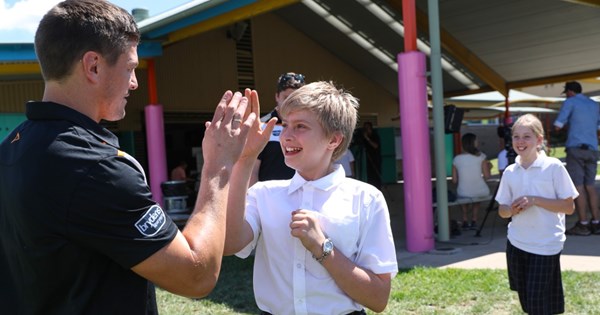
[1,0,599,98]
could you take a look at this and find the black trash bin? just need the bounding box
[161,180,189,214]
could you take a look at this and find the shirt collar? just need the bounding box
[514,150,546,170]
[287,164,346,194]
[26,101,119,147]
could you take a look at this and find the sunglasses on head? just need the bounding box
[278,73,305,91]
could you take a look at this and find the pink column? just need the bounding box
[145,105,168,207]
[398,51,434,252]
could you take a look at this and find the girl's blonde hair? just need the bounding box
[512,114,544,137]
[512,114,545,151]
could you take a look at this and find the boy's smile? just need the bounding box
[284,146,303,154]
[280,110,338,180]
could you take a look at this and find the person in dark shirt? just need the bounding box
[0,1,272,314]
[362,122,382,189]
[249,72,306,185]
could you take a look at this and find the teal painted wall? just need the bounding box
[117,131,136,156]
[351,127,397,184]
[445,133,454,176]
[378,127,397,184]
[0,113,26,142]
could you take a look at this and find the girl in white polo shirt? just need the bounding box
[495,114,578,315]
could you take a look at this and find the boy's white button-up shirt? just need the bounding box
[236,165,398,315]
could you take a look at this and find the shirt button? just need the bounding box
[297,299,303,304]
[296,263,302,268]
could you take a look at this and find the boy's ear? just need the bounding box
[327,132,343,151]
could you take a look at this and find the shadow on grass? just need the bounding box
[204,255,258,314]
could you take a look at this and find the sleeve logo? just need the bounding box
[135,205,167,237]
[269,125,283,141]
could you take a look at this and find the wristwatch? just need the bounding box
[315,238,334,263]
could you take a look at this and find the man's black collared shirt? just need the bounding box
[0,102,178,314]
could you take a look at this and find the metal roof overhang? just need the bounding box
[276,0,600,98]
[0,41,162,80]
[0,0,295,79]
[1,0,599,99]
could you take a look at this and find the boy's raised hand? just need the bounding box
[238,88,277,161]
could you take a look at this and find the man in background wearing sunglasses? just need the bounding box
[249,72,306,185]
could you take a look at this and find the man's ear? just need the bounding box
[81,51,101,83]
[275,92,283,107]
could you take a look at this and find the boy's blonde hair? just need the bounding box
[278,81,359,161]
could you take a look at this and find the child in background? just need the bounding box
[335,148,356,178]
[497,148,508,174]
[496,114,577,314]
[452,133,492,230]
[224,81,398,315]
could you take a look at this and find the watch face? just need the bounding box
[324,239,334,252]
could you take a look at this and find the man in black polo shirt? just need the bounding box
[249,72,306,185]
[0,1,270,314]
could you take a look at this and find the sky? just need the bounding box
[0,0,193,43]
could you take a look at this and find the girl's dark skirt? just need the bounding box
[506,240,564,314]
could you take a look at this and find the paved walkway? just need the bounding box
[396,212,600,271]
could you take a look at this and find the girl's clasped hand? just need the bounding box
[510,195,535,216]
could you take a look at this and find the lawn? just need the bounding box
[157,255,600,315]
[490,146,568,176]
[158,148,600,314]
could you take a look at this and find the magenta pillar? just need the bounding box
[398,51,435,252]
[144,104,168,208]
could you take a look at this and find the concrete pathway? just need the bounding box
[396,213,600,271]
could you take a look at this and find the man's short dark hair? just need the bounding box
[562,81,582,94]
[34,0,140,81]
[276,72,306,93]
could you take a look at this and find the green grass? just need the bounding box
[157,256,600,315]
[547,146,566,160]
[490,146,569,176]
[157,256,257,315]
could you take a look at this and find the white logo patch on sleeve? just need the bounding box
[135,205,167,237]
[269,125,283,141]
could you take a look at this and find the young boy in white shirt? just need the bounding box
[225,82,398,315]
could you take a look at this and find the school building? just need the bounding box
[1,0,599,250]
